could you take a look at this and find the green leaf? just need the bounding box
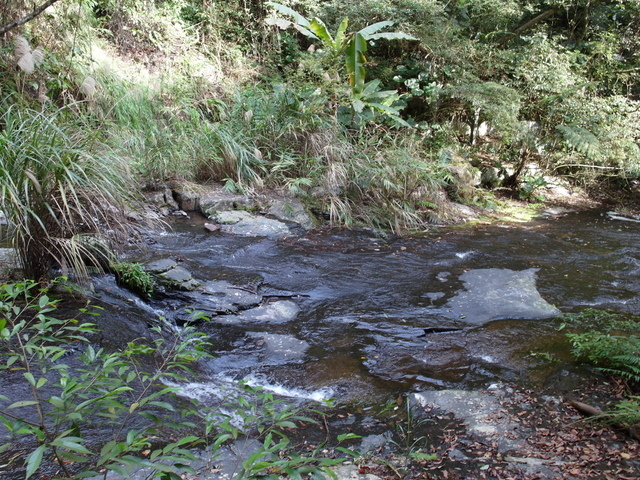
[358,21,394,38]
[335,446,360,457]
[50,436,92,454]
[335,17,349,50]
[57,449,90,463]
[23,372,36,386]
[310,18,334,50]
[345,33,368,95]
[352,99,366,113]
[284,467,304,480]
[361,79,381,95]
[276,420,297,429]
[337,433,362,442]
[25,444,45,479]
[266,2,312,28]
[7,400,38,409]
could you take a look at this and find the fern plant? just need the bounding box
[564,310,640,385]
[555,123,602,160]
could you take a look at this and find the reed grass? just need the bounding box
[0,104,137,282]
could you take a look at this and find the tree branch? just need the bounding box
[0,0,64,37]
[498,8,561,46]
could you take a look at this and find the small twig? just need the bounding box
[230,285,259,294]
[322,414,330,444]
[0,409,42,427]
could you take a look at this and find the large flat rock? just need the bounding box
[446,268,560,324]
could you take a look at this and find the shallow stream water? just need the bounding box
[101,210,640,407]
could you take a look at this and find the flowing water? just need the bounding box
[100,210,640,406]
[2,209,640,479]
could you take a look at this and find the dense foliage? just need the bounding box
[0,0,639,270]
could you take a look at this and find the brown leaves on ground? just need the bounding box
[364,380,639,480]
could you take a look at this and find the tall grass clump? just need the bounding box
[0,104,137,282]
[337,138,452,232]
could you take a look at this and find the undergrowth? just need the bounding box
[561,308,640,429]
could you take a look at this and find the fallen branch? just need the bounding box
[565,397,640,441]
[566,398,602,417]
[0,0,63,36]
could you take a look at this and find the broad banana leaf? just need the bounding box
[266,2,312,28]
[335,17,349,50]
[345,33,367,95]
[265,17,317,40]
[358,21,395,38]
[310,18,335,50]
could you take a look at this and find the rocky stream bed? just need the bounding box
[2,186,640,479]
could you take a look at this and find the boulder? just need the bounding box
[144,258,178,274]
[172,187,201,211]
[264,197,315,230]
[201,280,262,311]
[157,266,201,291]
[199,191,255,217]
[144,188,179,210]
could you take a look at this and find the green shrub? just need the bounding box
[0,278,209,479]
[562,309,640,384]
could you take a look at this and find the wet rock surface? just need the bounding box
[446,268,561,324]
[213,210,292,238]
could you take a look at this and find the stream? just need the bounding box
[94,209,640,407]
[2,208,640,479]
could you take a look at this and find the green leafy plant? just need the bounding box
[390,402,437,463]
[111,261,155,298]
[265,2,415,125]
[518,176,547,201]
[0,278,209,479]
[206,381,352,480]
[561,309,640,384]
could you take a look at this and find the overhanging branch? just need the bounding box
[0,0,63,37]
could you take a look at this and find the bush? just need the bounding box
[0,279,362,480]
[111,261,154,298]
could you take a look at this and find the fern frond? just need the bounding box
[555,124,601,159]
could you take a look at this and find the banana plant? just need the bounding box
[266,2,416,96]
